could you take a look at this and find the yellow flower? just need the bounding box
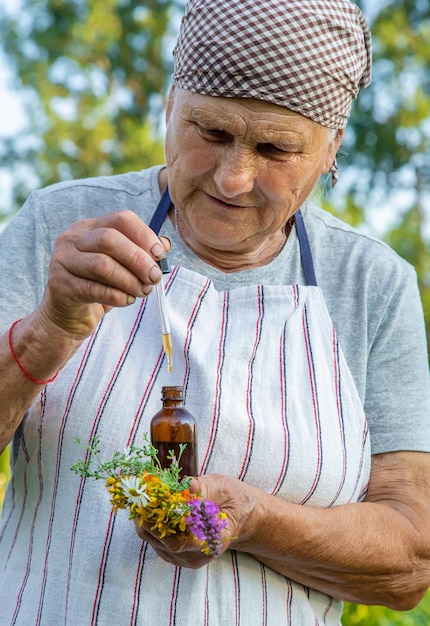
[106,476,128,511]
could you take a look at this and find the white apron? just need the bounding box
[0,192,371,626]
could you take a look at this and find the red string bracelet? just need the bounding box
[8,319,59,385]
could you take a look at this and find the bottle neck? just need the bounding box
[162,398,184,408]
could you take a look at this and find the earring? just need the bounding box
[330,158,339,188]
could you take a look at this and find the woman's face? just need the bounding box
[164,88,342,266]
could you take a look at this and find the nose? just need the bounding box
[213,147,257,198]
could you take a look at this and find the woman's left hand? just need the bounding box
[134,473,259,568]
[135,453,430,611]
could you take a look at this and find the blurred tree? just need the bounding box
[343,595,430,625]
[0,0,185,214]
[0,447,10,510]
[328,0,430,347]
[337,0,430,217]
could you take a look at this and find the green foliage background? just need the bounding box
[0,0,429,623]
[0,447,9,508]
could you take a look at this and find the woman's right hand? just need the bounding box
[39,210,170,340]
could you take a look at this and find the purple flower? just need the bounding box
[186,499,228,555]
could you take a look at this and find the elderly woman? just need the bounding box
[1,0,430,624]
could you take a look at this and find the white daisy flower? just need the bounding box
[120,475,150,507]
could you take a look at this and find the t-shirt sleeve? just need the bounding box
[0,193,52,335]
[364,264,430,454]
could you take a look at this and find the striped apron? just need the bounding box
[0,191,370,625]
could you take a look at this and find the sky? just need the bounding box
[0,0,25,139]
[0,54,24,217]
[0,0,24,217]
[0,58,25,139]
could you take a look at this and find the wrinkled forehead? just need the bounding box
[174,88,330,143]
[173,0,372,130]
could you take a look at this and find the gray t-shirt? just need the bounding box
[1,165,429,454]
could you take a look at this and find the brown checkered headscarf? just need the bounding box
[173,0,372,129]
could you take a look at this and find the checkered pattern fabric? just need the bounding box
[173,0,372,129]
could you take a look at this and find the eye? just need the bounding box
[197,125,231,142]
[258,143,297,160]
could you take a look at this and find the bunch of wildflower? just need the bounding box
[72,435,227,554]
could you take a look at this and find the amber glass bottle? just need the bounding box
[150,386,197,478]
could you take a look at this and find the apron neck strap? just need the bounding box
[293,209,317,286]
[150,187,318,287]
[149,187,171,234]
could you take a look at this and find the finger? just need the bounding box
[48,268,144,310]
[56,246,157,298]
[160,236,171,254]
[47,250,153,317]
[190,476,203,495]
[72,228,162,287]
[136,530,214,569]
[87,211,168,260]
[136,519,199,554]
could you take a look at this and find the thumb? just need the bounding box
[190,476,206,497]
[160,236,171,254]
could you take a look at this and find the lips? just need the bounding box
[204,191,251,209]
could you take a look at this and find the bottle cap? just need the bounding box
[161,385,184,400]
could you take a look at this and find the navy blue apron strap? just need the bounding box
[294,209,318,287]
[149,187,171,235]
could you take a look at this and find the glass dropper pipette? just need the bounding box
[155,258,173,372]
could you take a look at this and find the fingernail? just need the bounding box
[151,243,165,259]
[149,265,162,283]
[142,285,153,296]
[127,295,136,305]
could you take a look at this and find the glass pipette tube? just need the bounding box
[155,258,173,372]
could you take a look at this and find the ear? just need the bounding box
[323,129,344,173]
[165,85,176,124]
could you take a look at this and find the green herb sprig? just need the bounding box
[71,434,191,491]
